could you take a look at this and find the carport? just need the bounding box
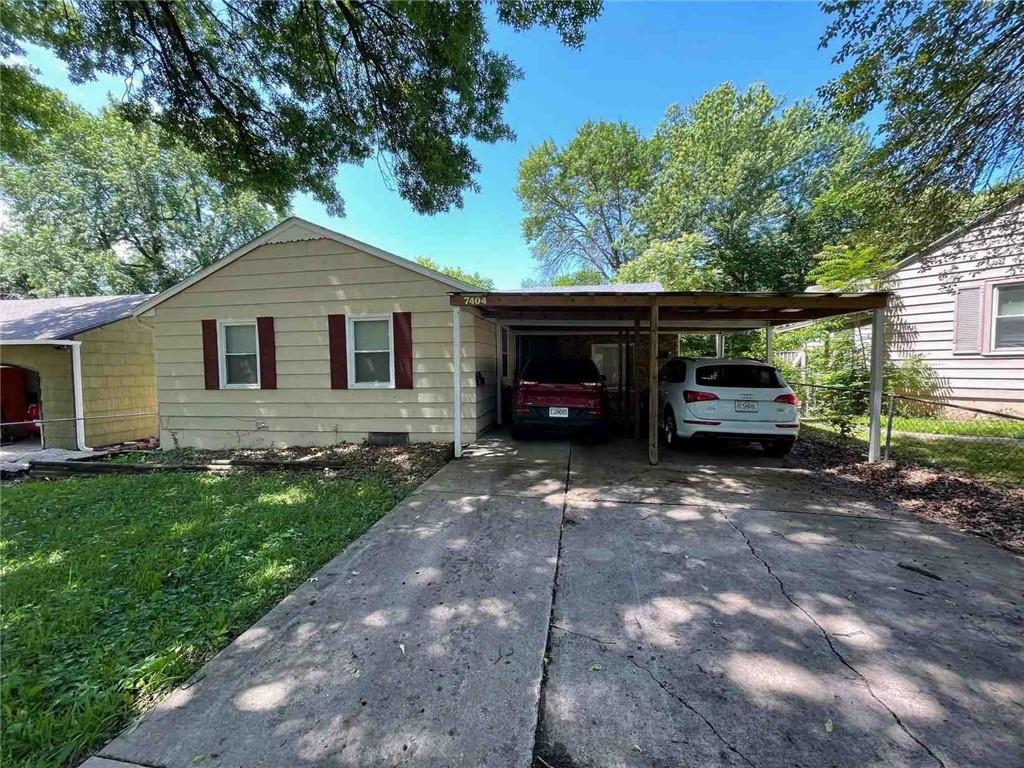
[449,289,890,464]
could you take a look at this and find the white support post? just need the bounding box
[495,321,503,426]
[715,332,725,358]
[452,306,463,458]
[868,307,885,462]
[70,341,89,451]
[765,323,774,365]
[648,303,659,466]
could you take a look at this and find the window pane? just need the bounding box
[225,324,257,354]
[695,364,782,387]
[996,286,1024,317]
[226,354,258,384]
[994,317,1024,348]
[354,351,391,383]
[354,319,389,351]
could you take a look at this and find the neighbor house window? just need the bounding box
[348,315,394,387]
[219,321,260,388]
[992,283,1024,350]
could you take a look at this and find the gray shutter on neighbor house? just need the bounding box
[954,286,982,353]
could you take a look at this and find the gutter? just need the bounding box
[1,338,91,451]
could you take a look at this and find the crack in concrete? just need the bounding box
[621,652,760,768]
[529,442,573,767]
[96,755,166,768]
[723,513,947,768]
[549,625,759,768]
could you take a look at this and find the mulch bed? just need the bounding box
[791,431,1024,553]
[100,443,452,488]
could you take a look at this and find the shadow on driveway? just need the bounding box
[84,433,1023,768]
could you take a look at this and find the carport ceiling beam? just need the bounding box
[450,292,888,312]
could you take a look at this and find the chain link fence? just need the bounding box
[789,381,1024,487]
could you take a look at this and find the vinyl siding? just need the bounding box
[77,317,159,446]
[149,235,493,449]
[887,201,1024,411]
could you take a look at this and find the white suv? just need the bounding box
[657,357,800,456]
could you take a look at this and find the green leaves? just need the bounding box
[519,83,869,291]
[820,0,1024,197]
[517,120,655,279]
[414,256,495,290]
[641,83,870,292]
[0,109,277,297]
[1,1,603,216]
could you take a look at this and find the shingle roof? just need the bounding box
[0,294,153,341]
[506,282,664,294]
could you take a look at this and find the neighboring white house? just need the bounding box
[885,196,1023,412]
[777,197,1023,413]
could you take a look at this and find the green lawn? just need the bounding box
[802,423,1024,486]
[853,415,1024,439]
[1,472,410,768]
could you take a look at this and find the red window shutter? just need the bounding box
[394,311,413,389]
[201,319,219,389]
[257,316,277,389]
[328,314,348,389]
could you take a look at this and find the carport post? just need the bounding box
[867,307,885,462]
[715,332,725,357]
[764,323,774,364]
[495,320,502,426]
[452,306,462,458]
[71,341,87,451]
[632,316,640,439]
[648,302,659,465]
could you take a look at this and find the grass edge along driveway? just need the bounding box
[1,471,412,768]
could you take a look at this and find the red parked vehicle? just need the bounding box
[512,357,609,440]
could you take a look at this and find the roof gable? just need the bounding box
[889,195,1024,275]
[134,217,482,314]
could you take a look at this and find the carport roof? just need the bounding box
[0,294,153,341]
[450,288,888,329]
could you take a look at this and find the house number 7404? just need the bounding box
[462,296,487,305]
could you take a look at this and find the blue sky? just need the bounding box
[26,1,844,288]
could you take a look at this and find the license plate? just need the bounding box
[549,407,569,418]
[735,401,758,413]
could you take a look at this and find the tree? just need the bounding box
[0,108,277,297]
[517,120,654,279]
[414,257,494,290]
[0,65,75,162]
[1,0,602,216]
[552,269,606,286]
[820,0,1024,198]
[640,83,869,291]
[614,235,721,291]
[808,178,1024,290]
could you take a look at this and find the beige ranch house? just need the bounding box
[139,217,892,466]
[136,217,498,450]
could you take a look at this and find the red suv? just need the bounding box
[512,358,609,440]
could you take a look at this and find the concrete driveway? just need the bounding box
[84,435,1023,768]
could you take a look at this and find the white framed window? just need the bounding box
[347,314,395,388]
[992,282,1024,351]
[218,320,260,388]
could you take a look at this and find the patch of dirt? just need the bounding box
[107,443,451,488]
[792,431,1024,553]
